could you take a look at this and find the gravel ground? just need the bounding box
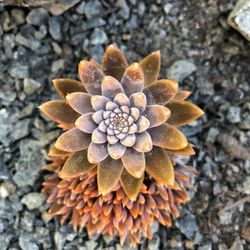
[0,1,250,249]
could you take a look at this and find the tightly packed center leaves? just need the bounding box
[40,45,204,199]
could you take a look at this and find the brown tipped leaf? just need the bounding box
[121,63,144,96]
[66,92,94,115]
[166,100,204,127]
[55,128,91,152]
[120,168,144,201]
[53,79,86,98]
[173,90,192,101]
[148,123,188,150]
[78,60,105,95]
[59,150,95,179]
[140,51,160,86]
[121,148,145,178]
[97,157,123,195]
[143,105,171,128]
[48,144,71,157]
[102,44,128,81]
[145,147,174,185]
[166,143,195,156]
[144,79,178,105]
[39,100,79,126]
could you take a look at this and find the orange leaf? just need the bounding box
[39,100,79,126]
[59,150,95,179]
[166,143,196,156]
[145,147,174,185]
[166,100,204,127]
[120,168,144,201]
[140,51,160,86]
[53,79,86,98]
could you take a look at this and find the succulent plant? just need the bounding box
[40,44,204,245]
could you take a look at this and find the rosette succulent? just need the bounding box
[40,45,204,245]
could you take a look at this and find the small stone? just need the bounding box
[219,210,233,225]
[176,212,199,239]
[206,127,220,143]
[21,192,46,210]
[85,240,98,250]
[0,234,12,250]
[167,60,197,82]
[13,140,45,187]
[91,28,107,45]
[0,91,16,103]
[23,78,42,95]
[229,237,244,250]
[85,0,103,19]
[46,0,81,16]
[51,59,65,73]
[164,3,173,14]
[0,184,9,198]
[49,17,63,41]
[148,235,160,250]
[226,106,241,123]
[117,0,130,20]
[10,64,29,79]
[198,243,212,250]
[11,9,25,25]
[11,119,30,141]
[15,33,41,51]
[19,233,39,250]
[76,1,86,14]
[26,8,49,26]
[228,0,250,41]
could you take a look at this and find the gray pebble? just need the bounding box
[167,60,197,82]
[51,59,65,73]
[176,212,199,239]
[226,106,241,123]
[26,8,49,26]
[91,28,107,45]
[19,233,39,250]
[49,17,63,41]
[21,192,46,210]
[85,0,103,19]
[10,64,29,79]
[23,78,42,95]
[11,119,30,141]
[0,234,12,250]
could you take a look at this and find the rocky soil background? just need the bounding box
[0,0,250,249]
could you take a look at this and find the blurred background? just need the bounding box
[0,0,250,249]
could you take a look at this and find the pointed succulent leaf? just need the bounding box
[129,92,147,112]
[78,60,104,95]
[66,92,93,115]
[166,143,195,156]
[59,150,95,179]
[143,105,171,128]
[173,90,192,101]
[91,95,110,111]
[133,131,152,152]
[121,148,145,178]
[148,123,188,150]
[120,168,144,201]
[55,128,91,152]
[87,142,108,163]
[97,157,123,195]
[145,147,174,185]
[48,144,71,157]
[101,76,124,99]
[140,50,160,86]
[39,100,79,126]
[121,63,144,96]
[75,113,97,133]
[102,44,128,81]
[166,100,204,127]
[108,142,126,160]
[53,79,86,98]
[144,79,178,105]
